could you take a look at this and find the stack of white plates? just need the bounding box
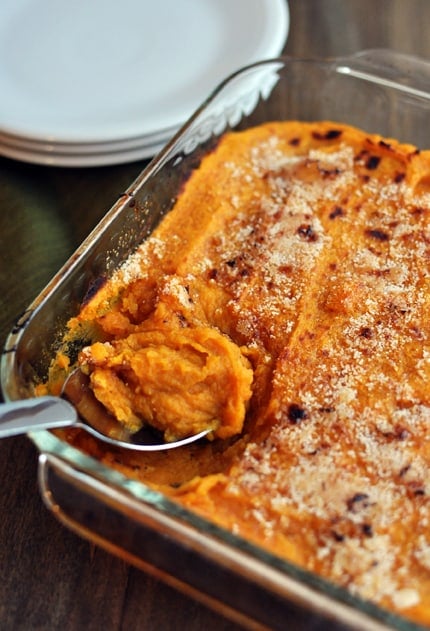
[0,0,289,167]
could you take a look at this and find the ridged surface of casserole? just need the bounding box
[61,121,430,625]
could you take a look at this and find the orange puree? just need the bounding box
[57,121,430,625]
[79,322,253,441]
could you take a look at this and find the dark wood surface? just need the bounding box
[1,2,429,629]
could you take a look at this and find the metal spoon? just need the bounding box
[0,369,210,451]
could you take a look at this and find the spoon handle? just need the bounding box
[0,397,77,438]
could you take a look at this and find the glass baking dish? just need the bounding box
[2,49,430,630]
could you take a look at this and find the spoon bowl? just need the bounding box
[0,369,211,451]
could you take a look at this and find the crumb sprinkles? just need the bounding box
[66,121,430,626]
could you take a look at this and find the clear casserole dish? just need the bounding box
[2,49,430,630]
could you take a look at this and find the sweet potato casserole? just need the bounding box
[46,121,430,625]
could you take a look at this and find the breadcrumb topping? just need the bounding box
[70,121,430,625]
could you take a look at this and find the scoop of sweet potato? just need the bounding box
[79,325,253,442]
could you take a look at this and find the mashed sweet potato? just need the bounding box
[54,120,430,625]
[79,323,253,441]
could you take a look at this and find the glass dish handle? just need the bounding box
[36,452,378,631]
[337,48,430,98]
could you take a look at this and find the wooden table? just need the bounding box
[1,1,429,629]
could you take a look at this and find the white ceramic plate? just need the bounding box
[0,135,169,167]
[0,0,289,147]
[0,124,179,154]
